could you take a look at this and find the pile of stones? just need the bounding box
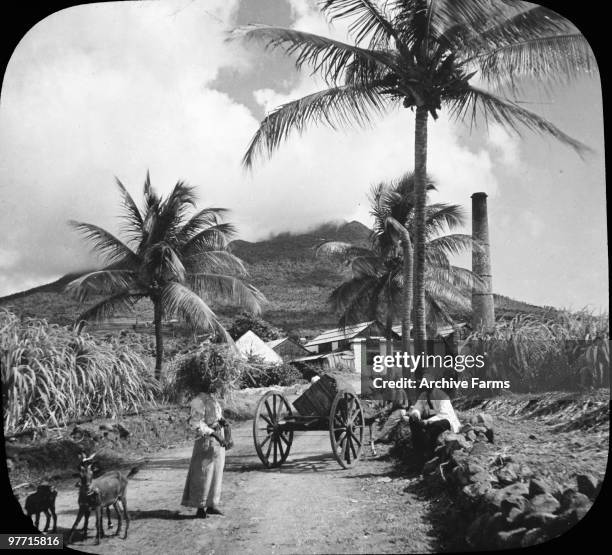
[420,413,602,549]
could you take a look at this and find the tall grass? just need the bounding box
[1,309,159,435]
[466,310,610,392]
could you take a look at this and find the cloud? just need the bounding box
[0,0,605,312]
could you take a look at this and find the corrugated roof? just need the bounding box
[392,322,466,337]
[304,321,376,347]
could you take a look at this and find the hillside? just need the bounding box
[0,220,554,337]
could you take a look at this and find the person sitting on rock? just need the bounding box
[401,379,461,463]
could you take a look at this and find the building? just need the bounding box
[303,320,398,354]
[265,337,311,362]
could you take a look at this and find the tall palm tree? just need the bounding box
[66,173,265,379]
[318,172,477,355]
[233,0,594,355]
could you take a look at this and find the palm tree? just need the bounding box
[233,0,594,356]
[318,172,477,356]
[66,173,265,379]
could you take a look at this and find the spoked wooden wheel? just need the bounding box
[329,391,365,469]
[253,391,294,468]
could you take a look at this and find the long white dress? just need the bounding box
[181,393,226,509]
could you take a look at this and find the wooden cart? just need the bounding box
[252,375,365,469]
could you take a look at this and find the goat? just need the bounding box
[68,452,137,545]
[24,483,57,532]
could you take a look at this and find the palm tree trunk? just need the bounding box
[413,106,429,369]
[401,238,413,357]
[153,298,164,380]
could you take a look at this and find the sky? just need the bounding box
[0,0,607,312]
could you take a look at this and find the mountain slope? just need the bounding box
[0,220,554,335]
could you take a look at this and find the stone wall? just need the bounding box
[415,414,602,549]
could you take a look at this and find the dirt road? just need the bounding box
[54,421,439,554]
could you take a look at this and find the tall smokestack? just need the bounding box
[471,192,495,331]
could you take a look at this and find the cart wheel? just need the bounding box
[253,391,294,468]
[329,391,365,469]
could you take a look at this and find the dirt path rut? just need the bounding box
[55,421,438,554]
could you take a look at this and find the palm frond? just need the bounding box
[143,243,186,283]
[231,25,393,85]
[78,290,144,323]
[424,203,466,235]
[65,270,139,303]
[426,233,472,259]
[184,250,248,276]
[175,207,230,245]
[243,83,391,168]
[424,0,510,49]
[160,282,233,342]
[69,221,140,267]
[115,177,144,244]
[320,0,400,48]
[181,223,236,256]
[460,4,575,53]
[188,274,265,315]
[476,34,596,94]
[446,85,594,157]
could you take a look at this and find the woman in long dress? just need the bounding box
[181,389,228,518]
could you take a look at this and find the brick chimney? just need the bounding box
[471,192,495,330]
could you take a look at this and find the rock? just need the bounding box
[469,441,492,457]
[99,423,114,432]
[496,463,519,485]
[517,465,535,480]
[462,480,492,502]
[469,470,493,485]
[436,430,453,446]
[460,423,473,434]
[521,528,547,547]
[501,494,529,515]
[472,425,488,434]
[559,489,591,512]
[444,433,472,454]
[466,430,477,442]
[452,466,470,487]
[483,483,529,513]
[496,527,527,548]
[506,507,524,526]
[522,512,558,529]
[529,477,560,497]
[528,493,560,514]
[450,450,470,467]
[576,474,599,499]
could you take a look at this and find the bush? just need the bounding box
[1,309,159,435]
[228,312,283,341]
[239,357,304,388]
[466,311,610,392]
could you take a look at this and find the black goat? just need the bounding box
[25,483,57,532]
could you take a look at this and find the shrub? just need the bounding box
[1,309,159,435]
[466,311,610,392]
[228,312,283,341]
[239,357,304,388]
